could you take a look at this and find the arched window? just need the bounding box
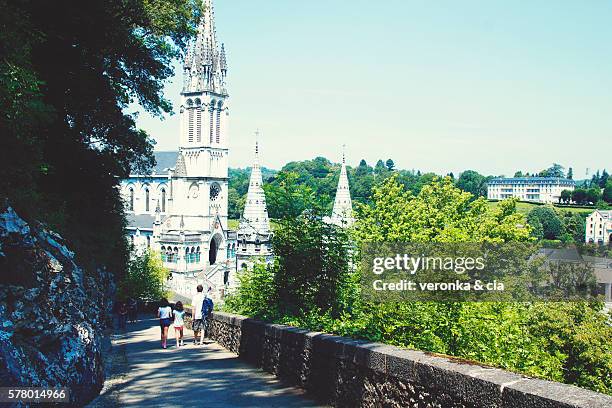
[145,187,150,212]
[215,104,221,143]
[209,103,215,143]
[146,236,151,248]
[129,187,134,211]
[161,188,166,212]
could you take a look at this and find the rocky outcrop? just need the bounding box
[0,205,114,406]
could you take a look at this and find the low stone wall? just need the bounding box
[206,311,612,408]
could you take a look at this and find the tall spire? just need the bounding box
[239,132,270,234]
[183,0,227,94]
[331,146,354,227]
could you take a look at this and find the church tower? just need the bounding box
[153,0,231,299]
[237,133,273,269]
[169,0,229,233]
[330,147,354,227]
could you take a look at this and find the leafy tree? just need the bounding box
[539,163,565,178]
[567,167,573,180]
[1,0,202,277]
[455,170,488,198]
[264,172,316,219]
[223,261,277,320]
[374,159,386,175]
[385,158,395,171]
[572,189,587,205]
[600,169,609,188]
[227,187,244,219]
[527,207,564,240]
[604,181,612,204]
[560,189,572,204]
[117,250,169,302]
[586,187,602,205]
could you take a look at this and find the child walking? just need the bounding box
[172,301,186,348]
[157,298,173,349]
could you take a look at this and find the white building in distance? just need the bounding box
[585,209,612,245]
[487,177,575,204]
[121,0,236,300]
[326,150,354,227]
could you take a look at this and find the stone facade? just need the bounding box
[205,312,612,408]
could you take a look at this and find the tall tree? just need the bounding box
[1,0,202,275]
[385,158,395,171]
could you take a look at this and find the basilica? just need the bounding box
[121,0,353,300]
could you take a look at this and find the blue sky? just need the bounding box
[134,0,612,177]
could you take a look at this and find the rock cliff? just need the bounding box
[0,205,114,405]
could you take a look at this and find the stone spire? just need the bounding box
[239,131,270,234]
[183,0,227,94]
[331,145,354,227]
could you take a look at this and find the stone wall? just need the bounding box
[206,311,612,408]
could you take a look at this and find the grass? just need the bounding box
[227,219,280,231]
[486,200,594,215]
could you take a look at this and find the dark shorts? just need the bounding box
[160,318,172,328]
[192,318,205,332]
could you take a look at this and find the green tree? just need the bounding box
[560,189,572,204]
[567,167,573,180]
[572,189,587,205]
[385,158,395,171]
[117,250,169,301]
[539,163,565,178]
[586,187,602,205]
[1,0,202,277]
[603,181,612,204]
[224,261,277,320]
[527,207,564,240]
[455,170,488,198]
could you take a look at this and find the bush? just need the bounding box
[117,249,169,302]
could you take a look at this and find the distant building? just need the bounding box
[236,138,273,271]
[487,177,575,203]
[585,209,612,245]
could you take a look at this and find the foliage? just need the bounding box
[527,207,564,241]
[223,261,277,320]
[455,170,489,198]
[539,163,565,178]
[117,250,169,302]
[0,0,202,278]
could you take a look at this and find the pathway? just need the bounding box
[89,317,323,407]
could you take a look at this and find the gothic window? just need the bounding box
[145,188,150,212]
[146,236,151,248]
[209,104,215,143]
[128,187,134,211]
[161,188,166,212]
[215,105,221,143]
[188,108,194,143]
[196,106,202,142]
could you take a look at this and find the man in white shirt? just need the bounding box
[191,285,205,345]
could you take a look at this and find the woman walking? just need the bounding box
[157,298,173,349]
[172,301,186,348]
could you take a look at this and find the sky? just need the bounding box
[134,0,612,177]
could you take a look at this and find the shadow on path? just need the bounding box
[89,316,323,408]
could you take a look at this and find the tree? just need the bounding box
[567,167,573,180]
[539,163,565,178]
[572,189,587,205]
[374,159,386,175]
[560,189,572,204]
[117,250,169,302]
[456,170,487,198]
[527,207,564,240]
[600,169,609,188]
[604,181,612,204]
[1,0,202,277]
[385,159,395,171]
[586,187,602,205]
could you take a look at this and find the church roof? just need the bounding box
[126,213,156,230]
[129,151,178,176]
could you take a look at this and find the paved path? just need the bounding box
[89,317,323,408]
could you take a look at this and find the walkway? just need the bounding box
[89,317,323,408]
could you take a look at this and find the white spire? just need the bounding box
[183,0,227,94]
[239,131,270,234]
[331,145,353,227]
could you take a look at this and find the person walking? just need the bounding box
[127,297,138,323]
[157,298,173,349]
[200,287,214,343]
[118,302,128,329]
[191,285,205,345]
[172,301,186,348]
